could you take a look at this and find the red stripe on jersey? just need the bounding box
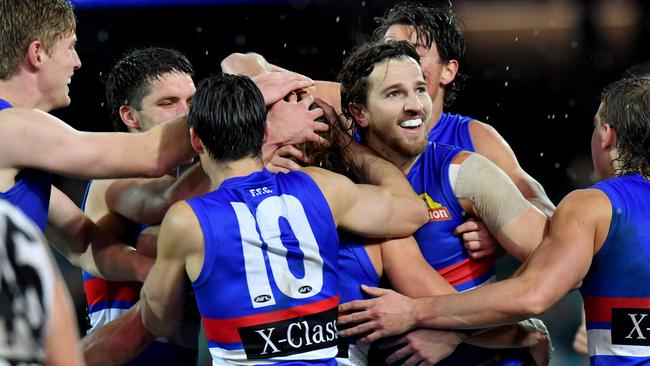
[584,296,650,323]
[202,295,339,344]
[83,277,141,306]
[437,257,495,287]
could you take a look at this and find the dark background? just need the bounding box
[49,1,650,365]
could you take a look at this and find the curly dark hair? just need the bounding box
[337,40,422,139]
[373,1,465,107]
[599,76,650,177]
[295,102,360,182]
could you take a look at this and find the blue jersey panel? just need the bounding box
[428,112,475,152]
[337,233,379,304]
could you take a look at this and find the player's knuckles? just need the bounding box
[403,355,422,366]
[471,251,485,259]
[343,313,359,323]
[463,232,479,241]
[463,220,479,229]
[465,241,480,250]
[388,349,411,364]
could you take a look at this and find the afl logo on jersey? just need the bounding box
[254,295,272,303]
[419,193,452,222]
[298,286,312,294]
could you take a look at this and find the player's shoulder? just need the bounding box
[556,188,611,223]
[164,201,200,230]
[301,166,337,180]
[467,119,505,143]
[158,200,203,254]
[562,188,610,207]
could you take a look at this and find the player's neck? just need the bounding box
[366,134,422,175]
[0,72,44,110]
[204,156,264,191]
[428,100,444,133]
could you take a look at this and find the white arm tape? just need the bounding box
[451,153,533,232]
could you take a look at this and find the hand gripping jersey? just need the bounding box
[0,99,51,231]
[406,142,527,366]
[80,182,197,365]
[0,199,56,365]
[428,112,475,152]
[581,173,650,366]
[188,169,340,366]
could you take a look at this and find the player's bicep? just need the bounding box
[5,109,139,178]
[307,167,422,238]
[336,182,408,238]
[105,176,175,224]
[0,109,86,171]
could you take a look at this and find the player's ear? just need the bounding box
[119,105,141,131]
[348,103,369,128]
[26,40,45,69]
[601,123,617,151]
[190,128,205,154]
[440,59,458,86]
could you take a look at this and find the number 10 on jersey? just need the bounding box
[231,195,325,308]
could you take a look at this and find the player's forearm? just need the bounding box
[78,222,153,282]
[115,165,208,225]
[346,142,427,229]
[141,115,194,177]
[105,178,172,224]
[514,174,555,217]
[344,141,416,197]
[465,319,552,366]
[413,278,546,330]
[140,289,180,337]
[383,237,457,298]
[495,209,548,262]
[163,163,210,205]
[78,242,153,282]
[527,194,555,219]
[464,319,547,349]
[82,304,155,366]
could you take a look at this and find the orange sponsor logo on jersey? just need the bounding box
[419,193,452,222]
